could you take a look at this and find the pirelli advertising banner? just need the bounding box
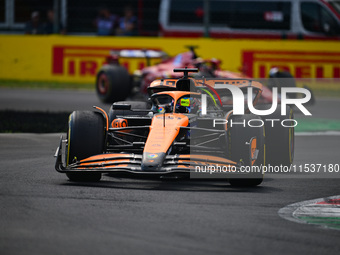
[0,35,339,89]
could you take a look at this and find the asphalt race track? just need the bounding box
[0,88,109,112]
[1,133,340,255]
[1,88,340,254]
[0,87,340,119]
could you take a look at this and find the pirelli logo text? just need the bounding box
[243,50,340,79]
[52,46,153,77]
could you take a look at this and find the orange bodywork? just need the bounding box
[149,79,177,88]
[111,118,128,128]
[94,106,109,131]
[79,153,135,162]
[144,90,203,154]
[150,77,263,91]
[144,113,188,154]
[149,77,263,109]
[177,154,236,165]
[251,138,257,166]
[154,91,201,104]
[74,153,238,171]
[58,79,266,173]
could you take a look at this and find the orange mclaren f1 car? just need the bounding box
[55,68,295,187]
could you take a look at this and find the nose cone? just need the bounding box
[141,152,166,172]
[141,113,188,172]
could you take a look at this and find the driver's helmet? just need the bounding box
[175,97,199,114]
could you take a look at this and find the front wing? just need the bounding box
[54,137,242,175]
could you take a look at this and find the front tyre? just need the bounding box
[65,111,105,182]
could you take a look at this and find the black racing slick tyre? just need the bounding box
[65,111,105,182]
[268,70,297,98]
[96,65,131,103]
[227,114,265,187]
[257,104,295,167]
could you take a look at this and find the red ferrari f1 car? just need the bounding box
[56,68,295,187]
[95,46,305,104]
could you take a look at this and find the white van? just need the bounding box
[159,0,340,39]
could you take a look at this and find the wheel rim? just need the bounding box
[97,73,109,95]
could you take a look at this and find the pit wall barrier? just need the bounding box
[0,35,339,90]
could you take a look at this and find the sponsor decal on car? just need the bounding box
[147,154,159,159]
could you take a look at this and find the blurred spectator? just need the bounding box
[94,7,118,36]
[116,6,138,36]
[25,11,44,34]
[44,9,66,34]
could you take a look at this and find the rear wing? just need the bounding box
[117,49,167,59]
[195,78,263,108]
[106,49,168,73]
[149,77,263,90]
[194,78,262,90]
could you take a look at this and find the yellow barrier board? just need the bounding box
[0,35,339,90]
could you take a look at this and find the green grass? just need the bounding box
[295,118,340,132]
[298,216,340,230]
[0,79,94,90]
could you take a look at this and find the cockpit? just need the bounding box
[151,91,219,115]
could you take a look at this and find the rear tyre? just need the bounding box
[65,111,105,182]
[257,104,294,167]
[303,85,316,105]
[96,65,131,103]
[268,70,296,98]
[227,114,265,187]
